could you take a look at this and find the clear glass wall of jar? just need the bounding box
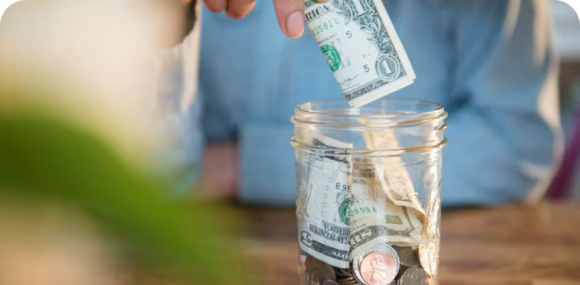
[291,98,447,285]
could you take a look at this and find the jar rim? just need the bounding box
[290,137,447,156]
[293,98,446,127]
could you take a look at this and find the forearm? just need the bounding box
[153,0,198,49]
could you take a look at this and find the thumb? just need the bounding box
[272,0,305,38]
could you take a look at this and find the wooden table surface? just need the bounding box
[243,202,580,285]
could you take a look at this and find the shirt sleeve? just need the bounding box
[441,0,563,206]
[150,25,204,196]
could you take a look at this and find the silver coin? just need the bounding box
[342,279,393,285]
[336,268,354,277]
[306,255,337,283]
[392,246,420,268]
[338,279,364,285]
[337,275,357,282]
[300,250,308,264]
[398,266,427,285]
[338,274,360,282]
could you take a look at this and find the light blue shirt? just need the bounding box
[156,0,560,206]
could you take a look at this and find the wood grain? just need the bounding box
[243,202,580,285]
[124,202,580,285]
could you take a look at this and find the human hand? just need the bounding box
[201,0,306,38]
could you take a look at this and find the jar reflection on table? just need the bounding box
[291,98,447,285]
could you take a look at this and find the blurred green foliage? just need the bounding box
[0,106,241,285]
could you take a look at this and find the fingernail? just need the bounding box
[286,11,304,38]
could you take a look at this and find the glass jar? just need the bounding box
[291,98,447,285]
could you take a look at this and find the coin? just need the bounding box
[336,269,357,285]
[336,268,354,277]
[306,255,337,283]
[352,243,400,285]
[300,250,308,264]
[359,251,399,285]
[299,265,308,285]
[392,246,420,268]
[338,278,363,285]
[398,266,427,285]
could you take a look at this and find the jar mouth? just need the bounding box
[293,98,446,127]
[290,137,448,156]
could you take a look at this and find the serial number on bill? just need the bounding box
[309,19,341,36]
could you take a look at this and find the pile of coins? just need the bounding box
[301,244,431,285]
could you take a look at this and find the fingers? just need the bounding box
[203,0,227,13]
[203,0,255,19]
[272,0,305,38]
[202,0,305,38]
[225,0,256,19]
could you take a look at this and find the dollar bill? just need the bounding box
[374,165,426,217]
[296,132,423,268]
[361,126,426,216]
[297,136,353,269]
[305,0,416,107]
[304,131,354,150]
[347,167,423,262]
[362,128,441,277]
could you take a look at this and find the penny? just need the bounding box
[359,251,399,285]
[352,243,400,285]
[392,246,420,268]
[306,255,337,283]
[398,266,427,285]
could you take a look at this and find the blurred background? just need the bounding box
[0,1,244,285]
[552,0,580,200]
[0,0,579,284]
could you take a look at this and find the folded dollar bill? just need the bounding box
[305,0,416,107]
[296,134,354,269]
[348,166,423,257]
[361,124,427,217]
